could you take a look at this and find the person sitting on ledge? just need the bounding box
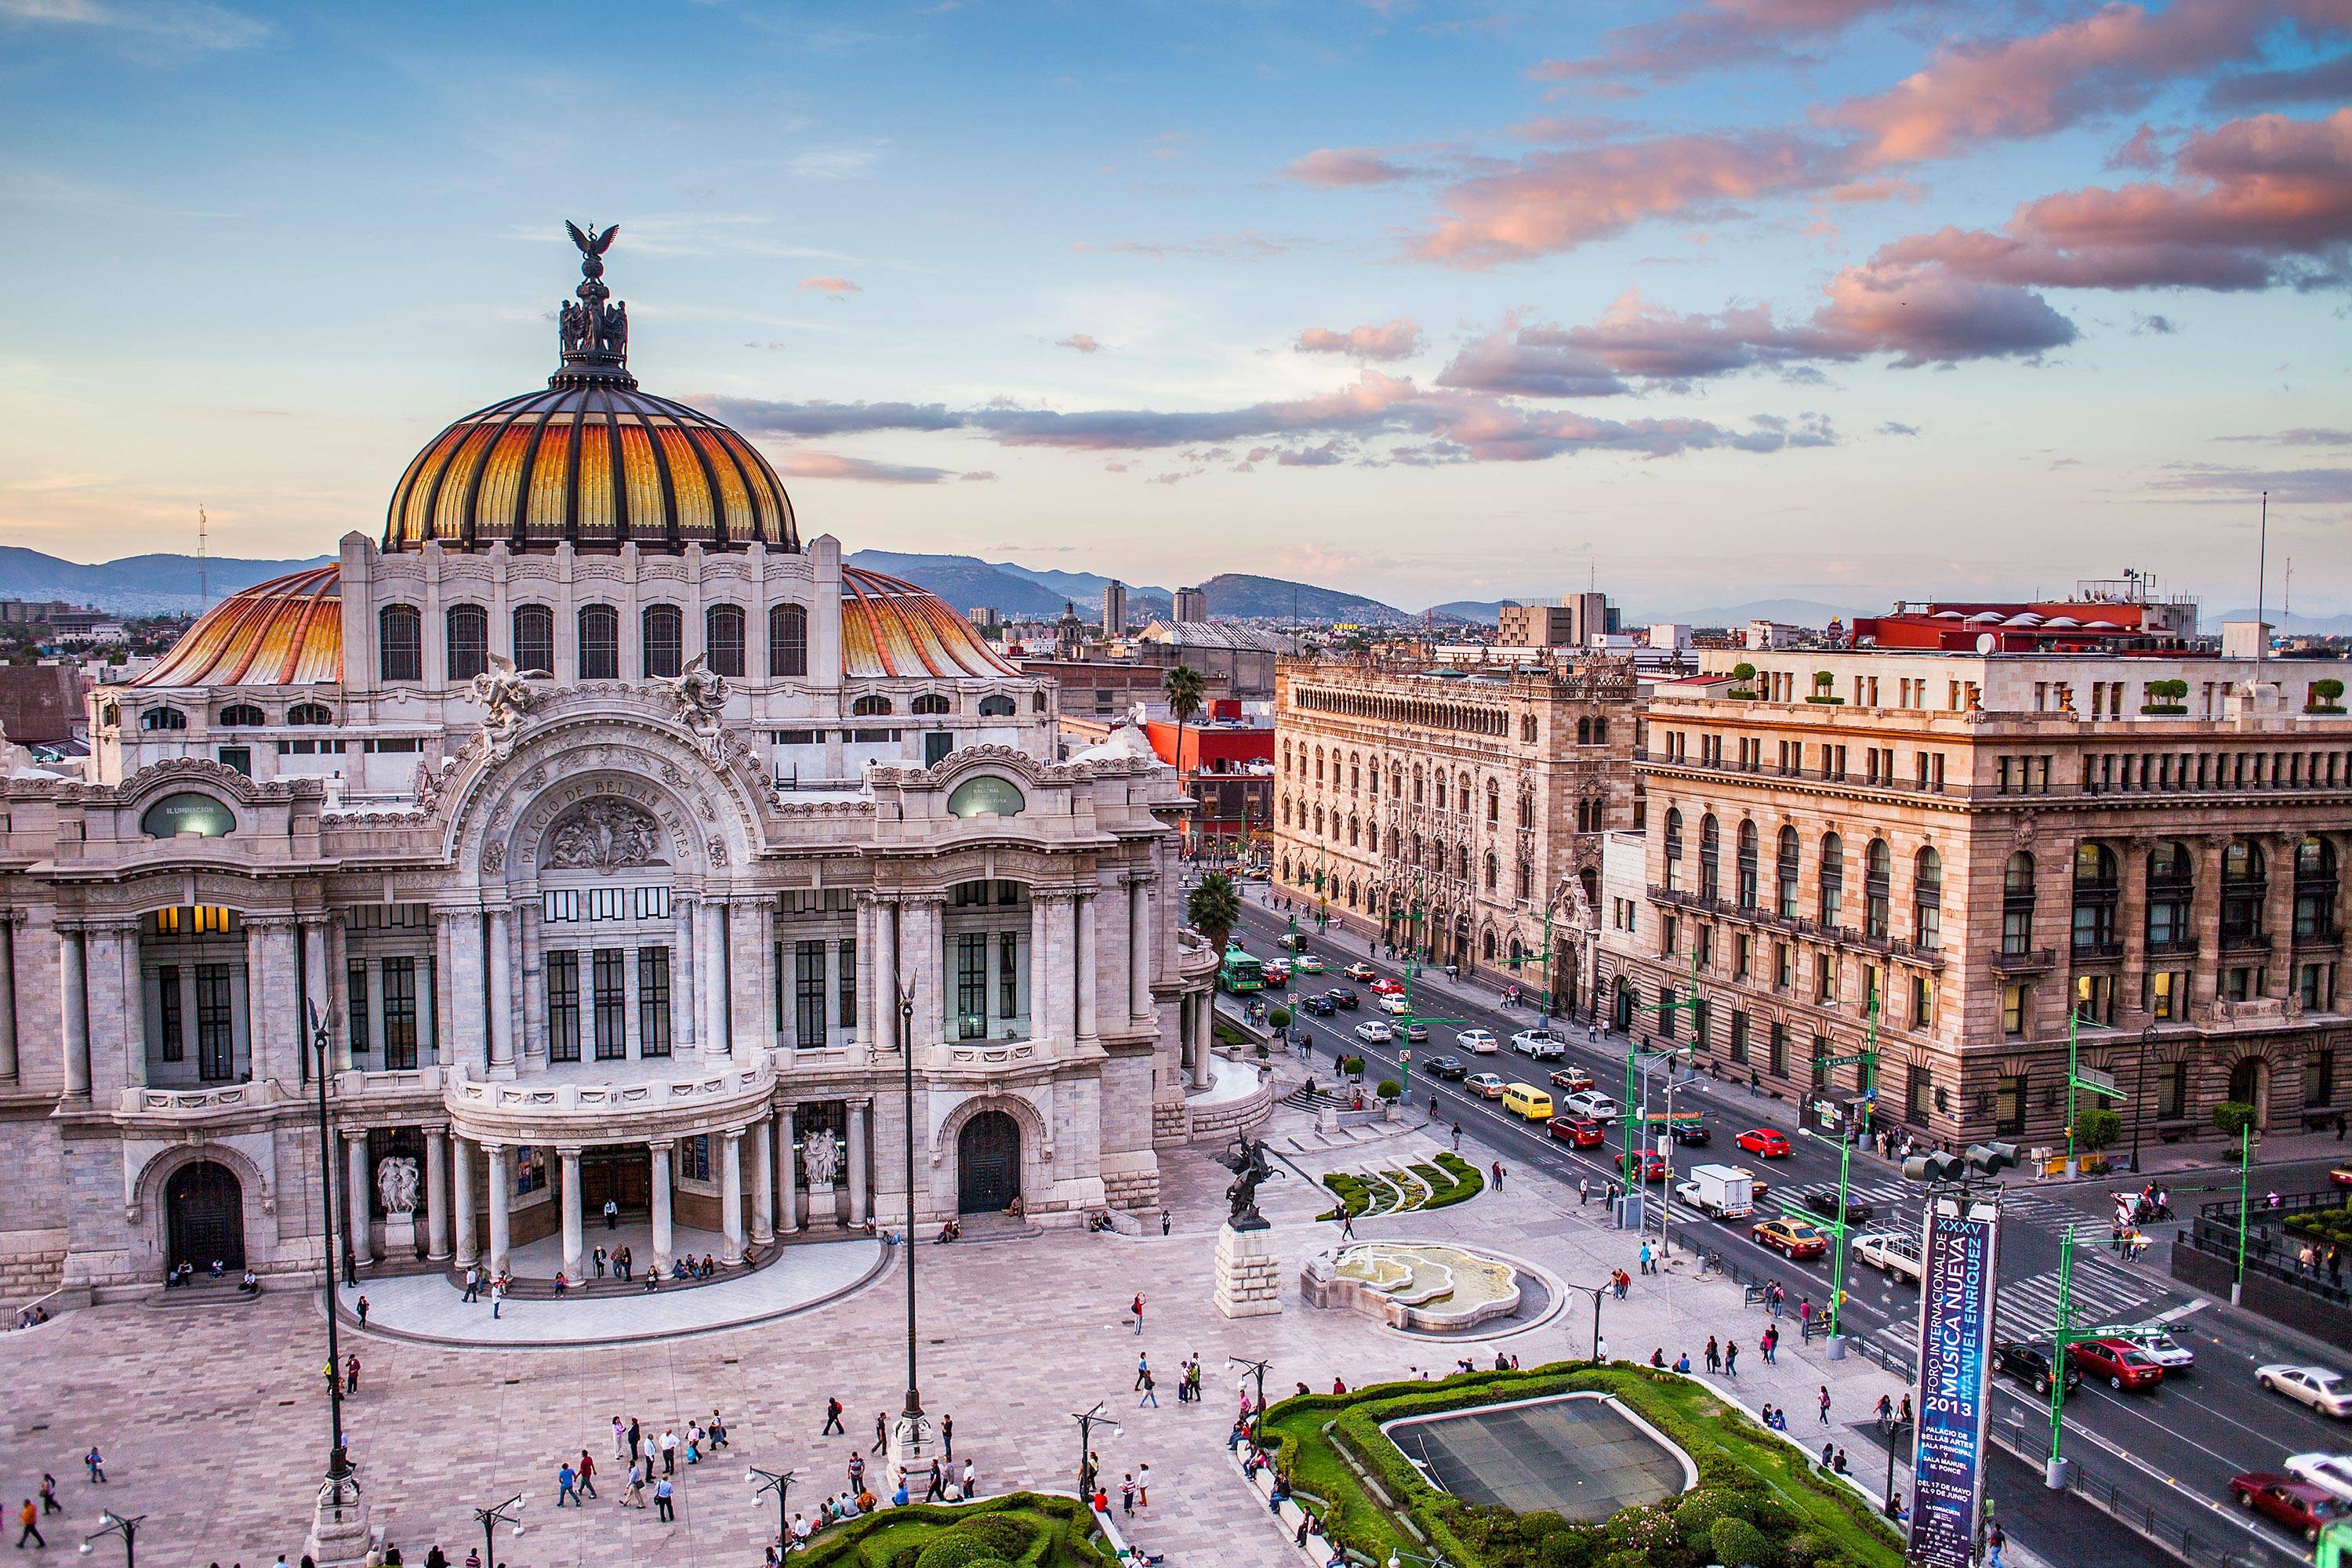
[238,1269,260,1295]
[1004,1195,1025,1219]
[643,1266,662,1292]
[701,1253,717,1277]
[935,1220,960,1243]
[554,1271,568,1297]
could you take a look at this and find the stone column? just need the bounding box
[1128,877,1152,1021]
[730,898,774,1063]
[1029,895,1054,1043]
[871,898,898,1055]
[1193,994,1214,1088]
[701,900,729,1057]
[301,916,332,1066]
[2191,833,2225,1010]
[0,914,19,1083]
[485,1143,510,1276]
[750,1115,775,1244]
[345,1131,373,1268]
[905,896,946,1051]
[1076,889,1100,1043]
[558,1145,584,1282]
[777,1105,800,1233]
[452,1136,478,1269]
[93,920,146,1092]
[58,924,89,1099]
[648,1140,674,1274]
[519,903,547,1065]
[485,906,515,1075]
[443,908,488,1076]
[720,1130,746,1265]
[2265,833,2300,999]
[674,898,700,1056]
[424,1126,452,1261]
[847,1100,869,1227]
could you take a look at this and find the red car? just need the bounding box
[2071,1338,2164,1391]
[2230,1473,2349,1543]
[1638,1152,1671,1183]
[1548,1116,1606,1148]
[1736,1127,1791,1158]
[1370,976,1406,996]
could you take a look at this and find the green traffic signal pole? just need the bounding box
[2234,1120,2252,1306]
[1630,951,1704,1188]
[1794,1116,1858,1347]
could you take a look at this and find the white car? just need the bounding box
[1456,1028,1500,1054]
[1559,1090,1622,1122]
[1510,1029,1566,1060]
[1377,993,1413,1015]
[2286,1453,2352,1503]
[2260,1364,2352,1418]
[1353,1019,1393,1044]
[2114,1323,2194,1372]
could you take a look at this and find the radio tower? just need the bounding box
[198,505,209,614]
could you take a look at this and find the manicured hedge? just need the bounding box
[793,1494,1112,1568]
[1415,1153,1486,1210]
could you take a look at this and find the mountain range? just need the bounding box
[0,546,332,617]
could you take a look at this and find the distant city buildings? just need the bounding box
[1101,580,1127,637]
[1172,585,1207,623]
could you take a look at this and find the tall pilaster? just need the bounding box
[750,1115,775,1243]
[443,907,488,1075]
[452,1136,478,1269]
[301,916,332,1069]
[246,916,303,1087]
[61,924,93,1098]
[424,1126,452,1261]
[1128,876,1153,1021]
[905,895,946,1051]
[1076,889,1100,1043]
[485,1143,511,1276]
[777,1105,800,1233]
[486,905,516,1074]
[719,1129,746,1265]
[730,897,775,1062]
[0,912,21,1083]
[846,1100,869,1227]
[345,1130,373,1268]
[700,899,729,1057]
[648,1140,674,1273]
[870,897,898,1056]
[558,1145,584,1282]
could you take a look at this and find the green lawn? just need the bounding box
[1261,1363,1905,1568]
[792,1494,1114,1568]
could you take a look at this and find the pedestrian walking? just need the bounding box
[1135,1353,1151,1390]
[622,1461,647,1509]
[1704,1337,1721,1374]
[35,1479,56,1518]
[612,1416,628,1461]
[1451,1123,1462,1152]
[924,1458,945,1502]
[1161,1210,1172,1236]
[490,1278,503,1319]
[1578,1177,1591,1207]
[1120,1475,1135,1516]
[83,1448,104,1484]
[941,1413,953,1461]
[1724,1341,1739,1378]
[463,1265,480,1302]
[660,1427,678,1475]
[576,1450,597,1499]
[356,1294,369,1326]
[1818,1385,1832,1425]
[822,1397,845,1436]
[1490,1160,1505,1191]
[873,1411,888,1454]
[1987,1524,2006,1568]
[557,1462,580,1508]
[653,1476,674,1523]
[15,1500,42,1550]
[627,1417,643,1464]
[1340,1210,1355,1240]
[1138,1462,1150,1508]
[962,1459,977,1500]
[604,1197,619,1231]
[1138,1370,1158,1408]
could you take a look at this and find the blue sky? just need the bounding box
[2,0,2347,615]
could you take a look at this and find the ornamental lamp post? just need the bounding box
[471,1496,525,1568]
[78,1512,142,1568]
[746,1466,796,1548]
[892,978,927,1469]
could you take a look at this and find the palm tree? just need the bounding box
[1161,662,1207,858]
[1188,872,1244,960]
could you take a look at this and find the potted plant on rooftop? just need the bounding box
[2307,677,2346,715]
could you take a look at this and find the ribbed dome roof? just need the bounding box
[383,223,797,554]
[133,566,341,688]
[842,568,1019,679]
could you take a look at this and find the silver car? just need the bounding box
[2260,1363,2352,1417]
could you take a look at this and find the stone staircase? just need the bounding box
[146,1280,260,1311]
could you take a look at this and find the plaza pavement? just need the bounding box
[0,1092,2006,1568]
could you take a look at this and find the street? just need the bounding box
[1225,891,2352,1565]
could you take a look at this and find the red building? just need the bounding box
[1143,705,1273,862]
[1853,579,2199,655]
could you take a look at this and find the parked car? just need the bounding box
[1800,1189,1877,1227]
[2261,1364,2352,1418]
[1853,1229,1923,1283]
[1402,1021,1430,1043]
[1549,1115,1606,1148]
[1559,1090,1622,1122]
[1510,1029,1566,1060]
[1550,1065,1595,1094]
[1298,994,1335,1017]
[1752,1218,1828,1259]
[1456,1028,1500,1054]
[2285,1452,2352,1504]
[1425,1054,1467,1080]
[1353,1019,1393,1044]
[1736,1127,1791,1158]
[2071,1338,2164,1392]
[1465,1072,1508,1100]
[1377,993,1413,1015]
[2114,1323,2195,1373]
[1325,988,1359,1010]
[1293,953,1326,973]
[1992,1341,2081,1397]
[1343,961,1377,982]
[2230,1472,2350,1543]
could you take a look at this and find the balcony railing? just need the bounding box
[2146,935,2201,957]
[1646,884,1944,967]
[2220,930,2273,953]
[2070,938,2125,960]
[1991,947,2057,973]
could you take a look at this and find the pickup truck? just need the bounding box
[1674,1163,1755,1221]
[1853,1229,1923,1283]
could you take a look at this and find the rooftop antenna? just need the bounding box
[2255,490,2268,675]
[2283,555,2293,626]
[198,505,209,614]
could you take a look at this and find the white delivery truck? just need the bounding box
[1675,1163,1755,1221]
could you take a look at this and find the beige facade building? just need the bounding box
[1271,654,1642,1010]
[1605,647,2352,1150]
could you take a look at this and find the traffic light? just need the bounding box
[1903,1151,1964,1183]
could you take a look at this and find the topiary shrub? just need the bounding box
[1376,1078,1401,1100]
[2214,1099,2259,1142]
[1268,1006,1291,1029]
[1338,1054,1366,1076]
[1712,1515,1775,1567]
[912,1515,1035,1568]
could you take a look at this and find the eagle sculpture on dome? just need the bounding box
[566,220,618,258]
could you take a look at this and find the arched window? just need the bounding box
[1412,767,1425,804]
[1914,847,1943,948]
[1818,832,1845,927]
[641,604,684,679]
[1032,689,1047,711]
[1662,808,1684,891]
[1519,790,1533,829]
[2002,851,2037,956]
[1521,714,1536,742]
[1592,717,1609,744]
[577,605,620,680]
[1698,813,1721,900]
[768,603,809,677]
[140,706,188,731]
[2071,841,2119,953]
[1484,851,1498,891]
[1349,753,1360,793]
[1517,860,1531,900]
[1864,837,1893,939]
[1483,929,1497,960]
[379,604,422,683]
[1314,805,1325,837]
[1348,815,1360,848]
[2223,838,2267,946]
[978,695,1016,717]
[1457,773,1472,813]
[512,604,555,674]
[911,693,952,715]
[444,603,489,682]
[1315,747,1325,784]
[1280,797,1292,827]
[1577,717,1592,744]
[1776,826,1799,918]
[1736,820,1759,909]
[217,703,264,728]
[286,702,332,727]
[704,604,746,678]
[851,694,893,717]
[1455,844,1469,880]
[1486,779,1500,823]
[140,792,234,837]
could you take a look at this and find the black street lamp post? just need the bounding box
[2129,1025,2156,1175]
[305,1003,354,1493]
[896,978,925,1446]
[78,1511,141,1568]
[747,1466,796,1548]
[1071,1400,1120,1496]
[1560,1282,1608,1364]
[472,1495,525,1568]
[1229,1356,1272,1444]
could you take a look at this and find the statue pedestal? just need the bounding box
[303,1470,372,1568]
[808,1178,839,1229]
[1214,1222,1283,1319]
[884,1411,933,1496]
[381,1213,418,1261]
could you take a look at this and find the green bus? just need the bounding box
[1218,945,1265,994]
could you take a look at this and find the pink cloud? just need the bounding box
[1058,332,1103,353]
[1285,147,1414,187]
[1294,318,1425,360]
[770,451,967,484]
[1533,0,1909,89]
[798,276,862,294]
[1811,259,2077,365]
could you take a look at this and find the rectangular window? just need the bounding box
[1994,1073,2027,1136]
[382,956,419,1070]
[638,946,672,1058]
[999,931,1021,1018]
[1906,1064,1930,1128]
[592,949,626,1060]
[216,746,251,776]
[195,962,235,1082]
[1774,943,1791,992]
[2156,1061,2187,1120]
[2147,969,2180,1020]
[1729,1010,1749,1064]
[837,938,858,1029]
[956,932,988,1039]
[681,1134,710,1183]
[1911,974,1932,1029]
[513,605,556,675]
[795,939,826,1047]
[2307,1051,2336,1109]
[1813,953,1835,1003]
[157,964,183,1062]
[2002,982,2027,1036]
[547,951,581,1062]
[1767,1022,1788,1079]
[1734,934,1751,982]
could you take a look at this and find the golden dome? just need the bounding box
[383,223,797,554]
[132,566,341,688]
[841,568,1018,679]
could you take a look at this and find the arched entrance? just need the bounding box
[956,1110,1022,1214]
[2229,1058,2270,1125]
[166,1160,245,1273]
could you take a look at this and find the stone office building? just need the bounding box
[1605,646,2352,1150]
[1270,653,1641,1010]
[0,234,1215,1305]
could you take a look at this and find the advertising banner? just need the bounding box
[1908,1196,2000,1568]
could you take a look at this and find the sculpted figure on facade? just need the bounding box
[802,1127,840,1187]
[376,1155,421,1217]
[546,799,661,872]
[470,655,547,758]
[655,655,730,756]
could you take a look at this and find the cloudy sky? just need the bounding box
[2,0,2347,615]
